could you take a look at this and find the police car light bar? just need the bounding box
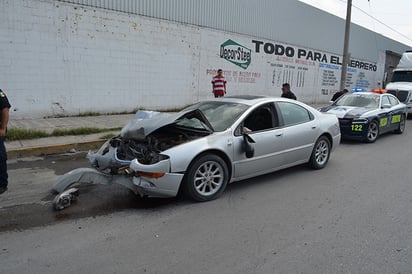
[372,88,387,94]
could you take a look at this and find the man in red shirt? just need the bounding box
[211,69,227,98]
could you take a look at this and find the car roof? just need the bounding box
[209,95,303,106]
[349,91,401,99]
[348,91,379,96]
[214,95,270,106]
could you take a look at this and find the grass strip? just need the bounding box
[6,127,122,141]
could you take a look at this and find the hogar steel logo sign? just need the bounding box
[220,39,251,69]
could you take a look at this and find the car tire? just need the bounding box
[308,136,331,169]
[394,114,406,134]
[183,154,229,202]
[365,120,379,143]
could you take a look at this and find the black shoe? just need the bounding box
[0,186,7,195]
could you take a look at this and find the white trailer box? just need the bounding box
[386,51,412,115]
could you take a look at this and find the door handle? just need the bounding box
[275,132,283,137]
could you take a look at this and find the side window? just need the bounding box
[381,95,390,106]
[388,95,399,106]
[277,102,312,126]
[242,104,277,132]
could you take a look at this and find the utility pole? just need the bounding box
[340,0,352,91]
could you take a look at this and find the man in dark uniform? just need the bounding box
[281,83,297,100]
[331,88,348,101]
[0,89,11,194]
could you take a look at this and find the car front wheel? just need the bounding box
[309,136,331,169]
[183,154,229,202]
[365,120,379,143]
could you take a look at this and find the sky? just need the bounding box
[298,0,412,48]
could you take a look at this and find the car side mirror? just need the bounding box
[242,126,252,135]
[382,103,391,109]
[243,133,255,158]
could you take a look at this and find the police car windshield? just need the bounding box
[335,94,379,109]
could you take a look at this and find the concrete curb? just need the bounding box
[8,140,106,159]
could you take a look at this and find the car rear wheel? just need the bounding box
[308,136,330,169]
[365,120,379,143]
[183,154,229,202]
[394,114,406,134]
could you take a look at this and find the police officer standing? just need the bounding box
[331,88,348,101]
[281,83,297,100]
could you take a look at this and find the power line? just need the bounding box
[337,0,412,44]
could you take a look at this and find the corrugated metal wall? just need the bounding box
[55,0,330,47]
[57,0,261,34]
[56,0,409,62]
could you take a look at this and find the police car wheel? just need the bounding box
[365,120,379,143]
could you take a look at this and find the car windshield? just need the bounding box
[391,71,412,82]
[335,93,379,109]
[180,101,249,132]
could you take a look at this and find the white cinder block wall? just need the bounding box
[1,0,385,119]
[2,0,203,119]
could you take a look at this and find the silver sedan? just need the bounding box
[53,95,340,208]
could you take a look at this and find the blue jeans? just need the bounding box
[0,138,8,187]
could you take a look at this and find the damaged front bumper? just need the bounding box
[52,154,184,200]
[129,158,184,197]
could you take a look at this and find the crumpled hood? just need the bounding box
[321,106,372,119]
[121,109,213,139]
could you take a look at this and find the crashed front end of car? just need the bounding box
[53,109,213,203]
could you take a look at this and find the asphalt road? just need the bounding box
[1,124,412,274]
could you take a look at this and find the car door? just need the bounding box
[387,94,404,131]
[231,102,319,180]
[232,103,286,180]
[274,101,319,164]
[378,95,393,134]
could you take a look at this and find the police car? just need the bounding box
[319,90,407,142]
